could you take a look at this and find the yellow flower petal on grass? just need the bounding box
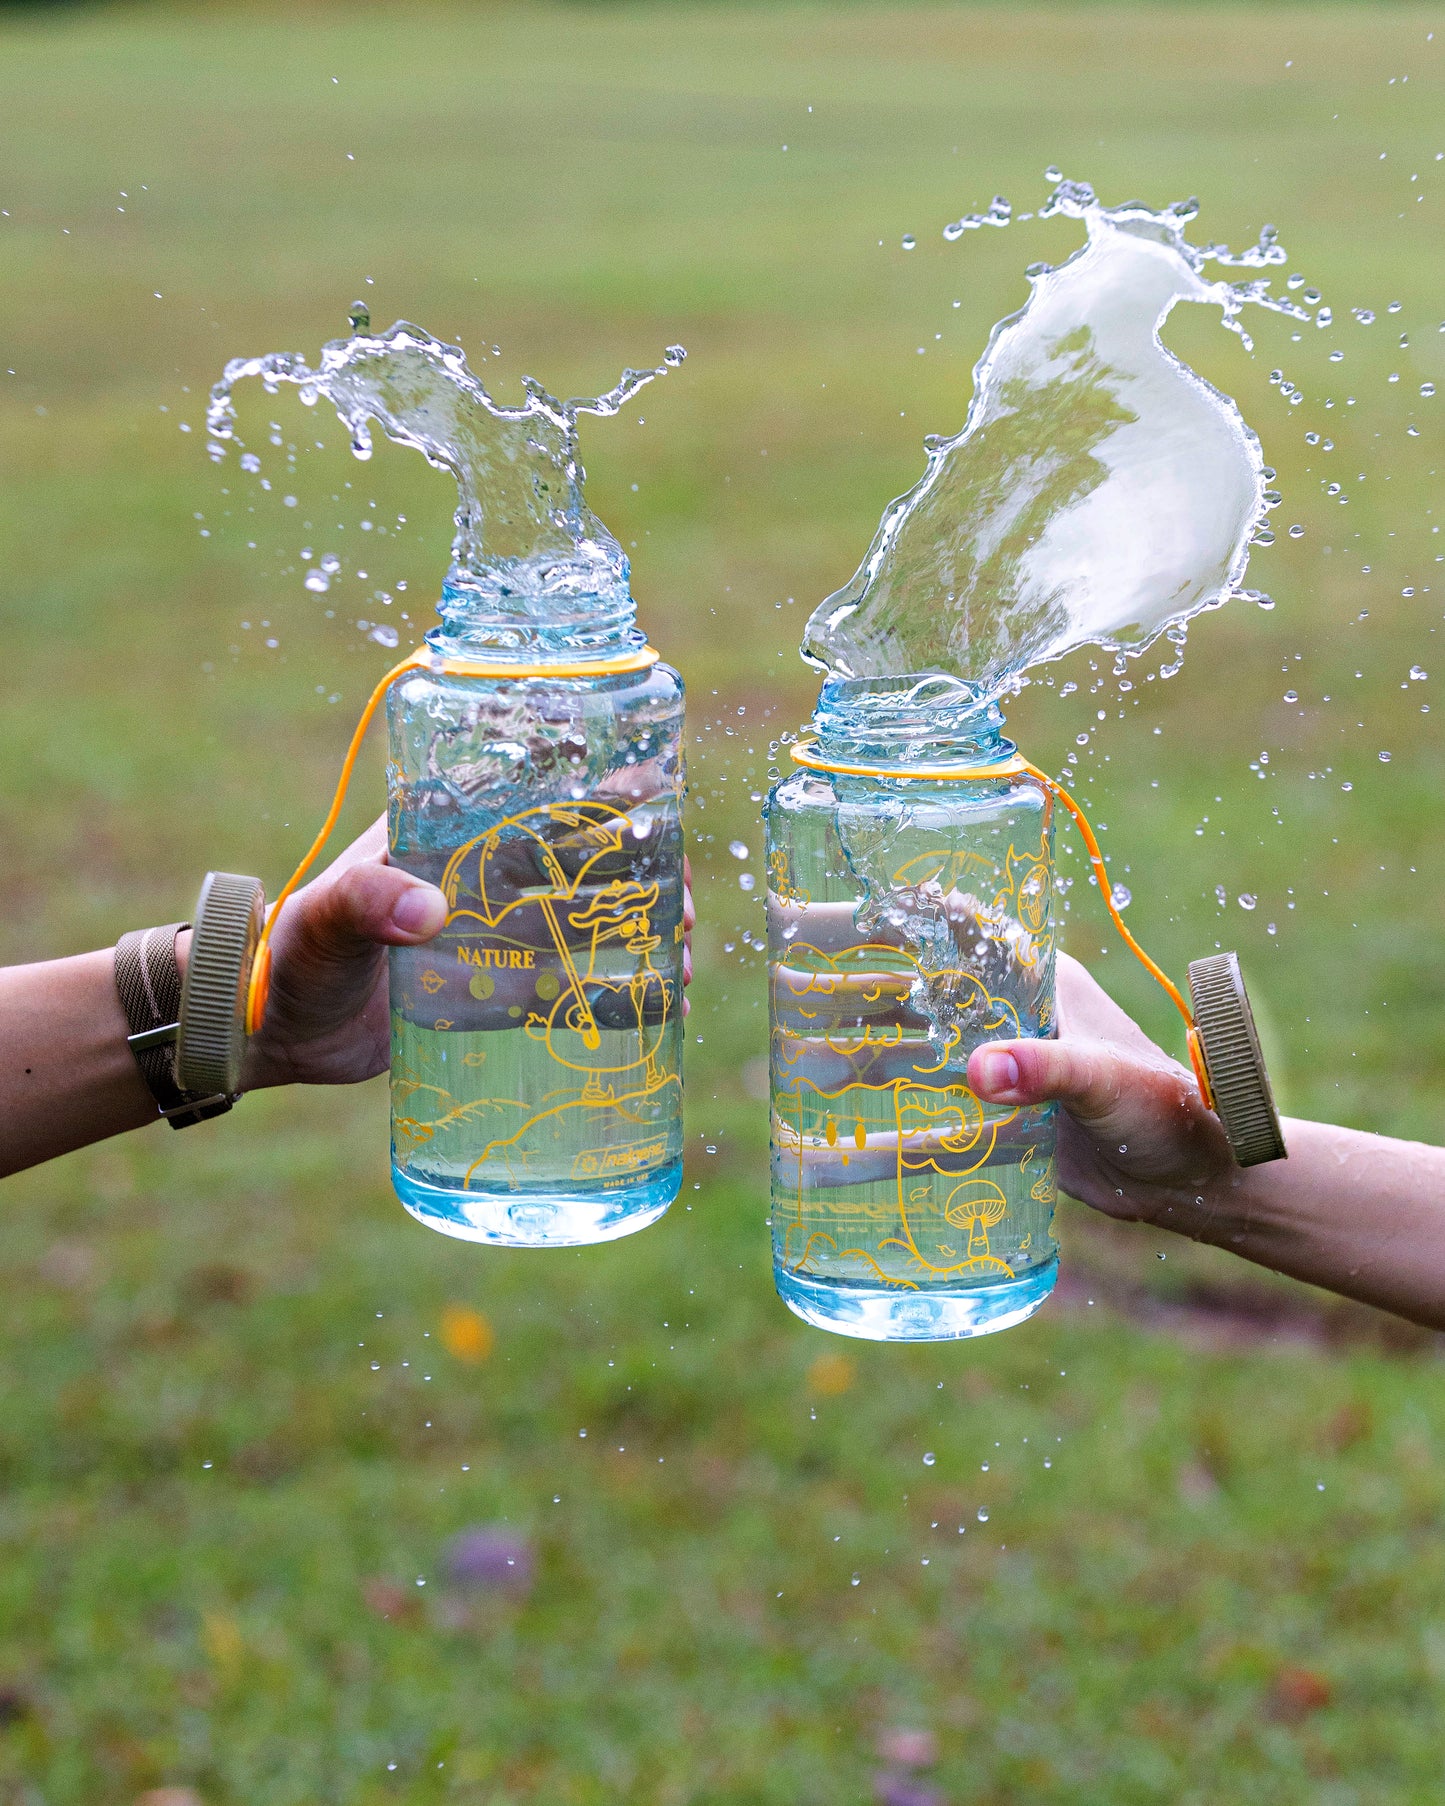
[441,1304,495,1364]
[807,1352,856,1397]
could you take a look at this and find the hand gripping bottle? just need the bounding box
[763,674,1285,1342]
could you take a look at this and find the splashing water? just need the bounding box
[805,176,1311,702]
[207,313,685,651]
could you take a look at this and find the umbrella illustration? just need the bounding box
[438,800,638,1053]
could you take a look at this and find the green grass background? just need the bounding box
[1,3,1443,1800]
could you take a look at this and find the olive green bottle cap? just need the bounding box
[1187,951,1287,1167]
[177,872,266,1097]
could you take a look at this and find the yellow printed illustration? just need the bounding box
[391,800,683,1193]
[767,827,1057,1294]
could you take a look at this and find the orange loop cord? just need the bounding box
[789,738,1215,1106]
[245,643,661,1034]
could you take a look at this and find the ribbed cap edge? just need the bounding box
[1187,951,1287,1167]
[177,872,265,1096]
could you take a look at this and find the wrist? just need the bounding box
[114,921,234,1129]
[238,1027,287,1093]
[1132,1124,1278,1246]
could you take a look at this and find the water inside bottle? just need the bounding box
[768,778,1060,1339]
[388,688,686,1246]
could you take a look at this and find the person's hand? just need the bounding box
[965,952,1234,1229]
[237,822,694,1092]
[237,819,447,1090]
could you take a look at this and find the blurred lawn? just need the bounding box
[1,3,1444,1802]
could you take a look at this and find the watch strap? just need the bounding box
[115,924,233,1129]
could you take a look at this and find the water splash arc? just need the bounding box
[207,320,685,651]
[805,177,1308,703]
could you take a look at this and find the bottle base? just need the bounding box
[392,1160,680,1247]
[774,1256,1059,1342]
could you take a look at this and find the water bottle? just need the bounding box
[387,588,685,1247]
[765,676,1057,1340]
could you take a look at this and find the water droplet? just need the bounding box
[728,840,748,860]
[1284,689,1298,702]
[1109,882,1132,910]
[1288,524,1305,538]
[1379,750,1391,762]
[851,1573,861,1586]
[1238,894,1258,910]
[976,1508,989,1523]
[922,1451,936,1467]
[900,234,917,250]
[349,300,371,334]
[1410,666,1427,681]
[738,873,756,892]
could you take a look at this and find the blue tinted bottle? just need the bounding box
[765,677,1057,1340]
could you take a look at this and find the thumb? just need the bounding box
[967,1036,1179,1139]
[284,860,448,966]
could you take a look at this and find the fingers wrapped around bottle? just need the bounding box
[768,889,1048,1036]
[394,787,682,1034]
[768,888,1050,1188]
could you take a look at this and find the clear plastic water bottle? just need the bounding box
[387,585,685,1247]
[765,676,1057,1339]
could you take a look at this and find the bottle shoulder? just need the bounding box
[767,767,1048,820]
[390,659,683,716]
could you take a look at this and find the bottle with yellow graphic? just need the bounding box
[765,676,1057,1339]
[387,583,685,1246]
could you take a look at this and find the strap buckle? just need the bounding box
[158,1092,234,1125]
[127,1020,178,1054]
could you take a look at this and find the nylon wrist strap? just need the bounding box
[114,924,233,1129]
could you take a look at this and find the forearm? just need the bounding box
[0,947,167,1175]
[1179,1119,1445,1329]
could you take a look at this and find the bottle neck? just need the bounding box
[809,674,1013,770]
[429,577,643,667]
